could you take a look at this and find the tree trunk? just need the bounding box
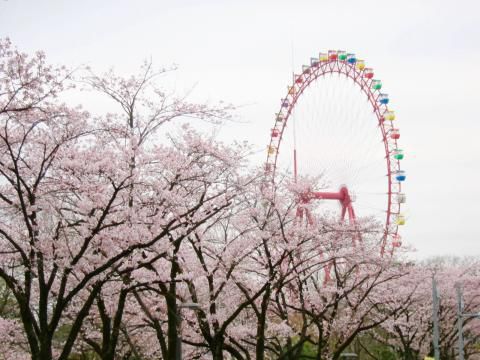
[211,336,225,360]
[166,293,178,360]
[166,251,181,360]
[255,285,271,360]
[38,337,53,360]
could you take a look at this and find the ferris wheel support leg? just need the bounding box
[347,204,363,245]
[306,209,314,226]
[340,206,347,222]
[295,207,304,225]
[347,204,356,225]
[294,149,298,183]
[380,239,386,257]
[323,261,332,285]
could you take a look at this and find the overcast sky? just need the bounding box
[2,0,480,258]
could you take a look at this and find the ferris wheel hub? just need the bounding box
[295,185,357,224]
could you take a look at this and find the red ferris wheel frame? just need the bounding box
[265,51,404,253]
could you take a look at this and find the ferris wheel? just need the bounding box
[265,50,406,254]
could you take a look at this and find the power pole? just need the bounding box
[456,284,465,360]
[455,283,480,360]
[432,276,440,360]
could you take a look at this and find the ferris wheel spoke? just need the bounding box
[354,192,389,198]
[354,200,387,212]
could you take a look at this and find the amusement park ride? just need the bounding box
[265,50,406,254]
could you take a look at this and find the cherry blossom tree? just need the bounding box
[265,221,413,360]
[0,38,238,360]
[127,175,413,360]
[372,258,480,360]
[73,58,239,360]
[179,179,331,360]
[124,176,345,360]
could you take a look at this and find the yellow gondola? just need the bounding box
[396,214,406,225]
[385,111,395,121]
[356,60,365,70]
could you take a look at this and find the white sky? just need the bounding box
[1,0,480,258]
